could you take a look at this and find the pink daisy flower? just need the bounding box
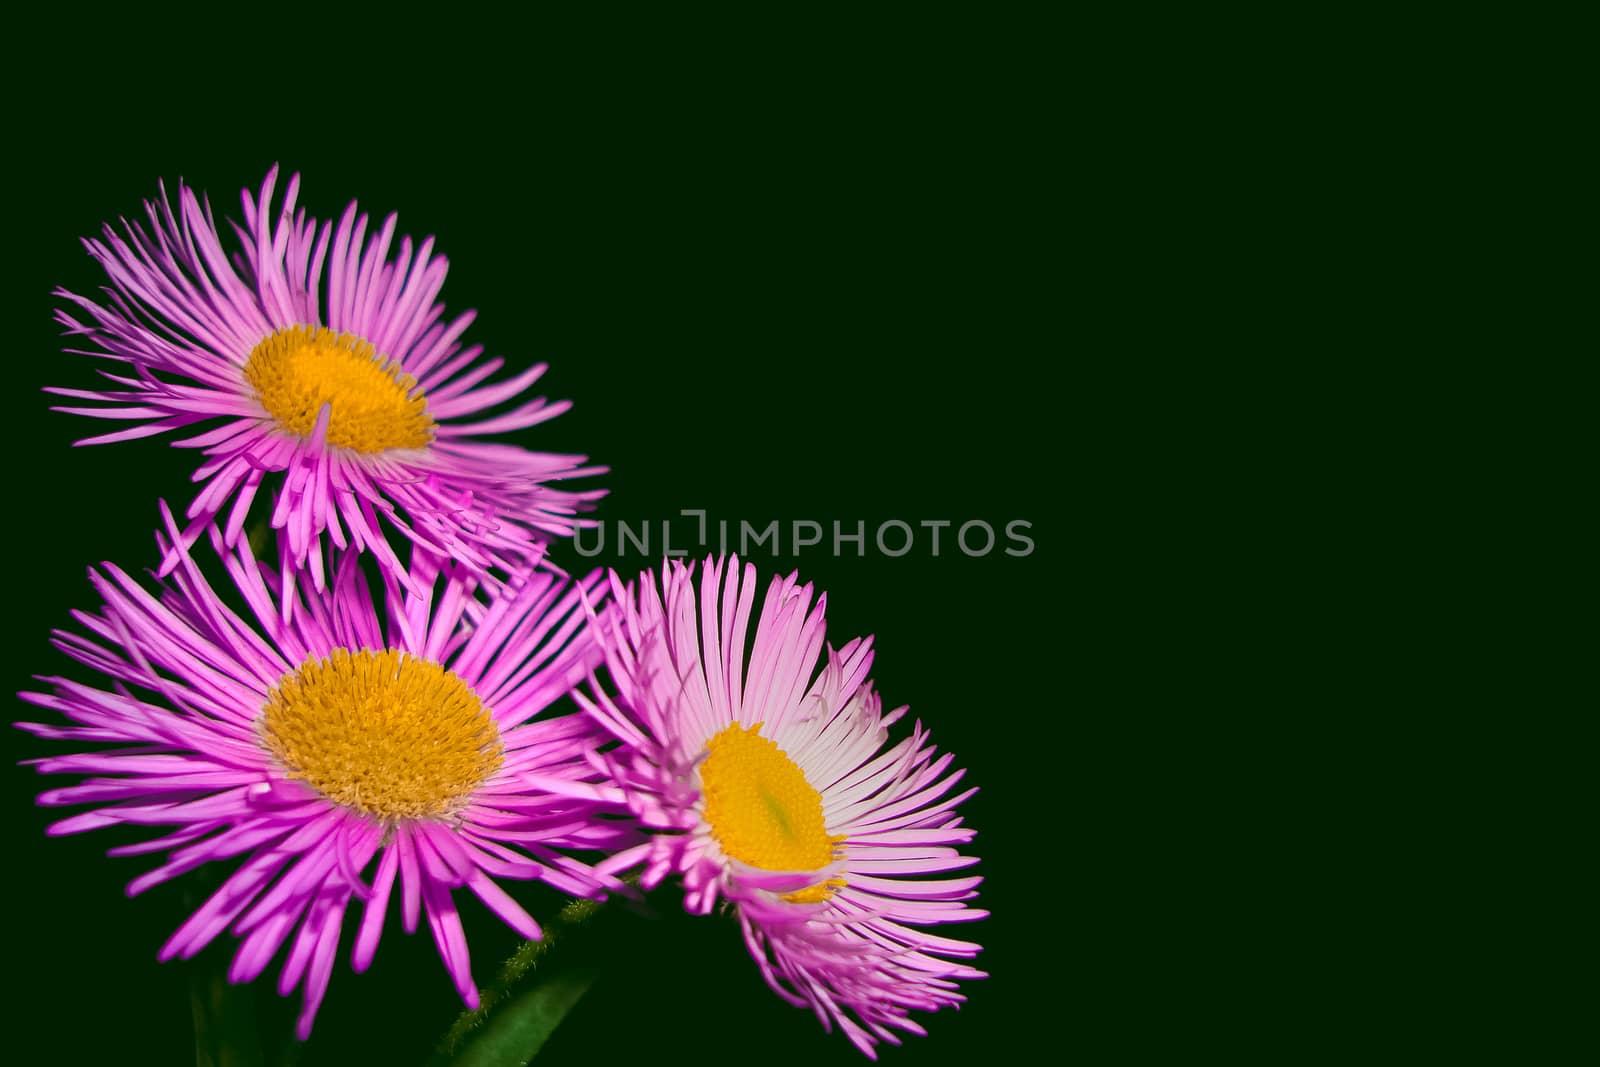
[51,166,602,593]
[16,505,632,1038]
[569,556,986,1058]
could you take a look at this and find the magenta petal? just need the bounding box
[21,510,629,1036]
[50,168,606,590]
[352,845,400,973]
[579,555,985,1057]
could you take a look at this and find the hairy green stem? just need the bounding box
[429,895,609,1066]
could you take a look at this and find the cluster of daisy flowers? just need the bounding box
[17,168,985,1060]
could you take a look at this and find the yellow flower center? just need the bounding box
[259,648,502,822]
[699,723,845,903]
[243,325,434,453]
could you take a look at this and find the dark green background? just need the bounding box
[0,64,1091,1066]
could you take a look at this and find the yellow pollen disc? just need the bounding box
[699,723,846,903]
[259,648,502,822]
[243,325,434,453]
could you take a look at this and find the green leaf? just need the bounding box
[431,895,609,1066]
[442,968,596,1067]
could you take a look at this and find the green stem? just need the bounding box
[429,895,608,1066]
[440,969,596,1067]
[189,955,264,1067]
